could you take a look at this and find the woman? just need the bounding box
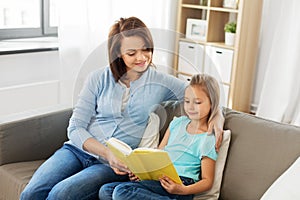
[20,17,224,200]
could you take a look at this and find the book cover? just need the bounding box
[106,137,182,184]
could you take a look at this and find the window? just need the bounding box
[0,0,58,39]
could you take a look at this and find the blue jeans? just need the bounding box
[99,177,195,200]
[20,144,129,200]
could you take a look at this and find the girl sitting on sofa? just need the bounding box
[99,73,220,200]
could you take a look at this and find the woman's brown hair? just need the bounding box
[108,17,154,82]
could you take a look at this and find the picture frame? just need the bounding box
[223,0,239,9]
[185,18,207,41]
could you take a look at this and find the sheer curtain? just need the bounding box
[57,0,179,107]
[256,0,300,126]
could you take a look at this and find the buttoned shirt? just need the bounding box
[66,66,187,155]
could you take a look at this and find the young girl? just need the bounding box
[99,73,221,200]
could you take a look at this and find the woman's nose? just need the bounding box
[136,50,146,60]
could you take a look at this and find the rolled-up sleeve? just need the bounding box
[67,69,102,150]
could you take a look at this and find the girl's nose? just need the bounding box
[188,103,194,110]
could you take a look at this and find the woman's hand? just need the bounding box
[106,149,130,175]
[208,108,225,152]
[159,176,186,195]
[83,138,129,174]
[128,172,140,181]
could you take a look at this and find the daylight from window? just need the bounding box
[0,0,40,29]
[49,0,58,27]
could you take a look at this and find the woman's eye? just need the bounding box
[142,47,150,51]
[184,100,190,104]
[195,102,201,104]
[127,52,135,56]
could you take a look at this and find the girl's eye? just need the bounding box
[184,100,190,104]
[195,102,201,104]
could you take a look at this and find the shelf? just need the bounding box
[179,38,235,50]
[182,4,239,13]
[182,4,209,10]
[179,38,206,45]
[210,7,239,13]
[175,0,263,112]
[206,42,235,50]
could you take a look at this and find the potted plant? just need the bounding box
[224,22,236,46]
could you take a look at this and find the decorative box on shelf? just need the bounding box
[185,18,207,41]
[223,0,239,9]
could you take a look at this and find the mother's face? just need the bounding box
[120,36,152,73]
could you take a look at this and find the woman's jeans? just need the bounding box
[20,144,128,200]
[99,176,195,200]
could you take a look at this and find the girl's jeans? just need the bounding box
[20,144,128,200]
[99,176,195,200]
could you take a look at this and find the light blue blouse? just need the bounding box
[66,66,186,154]
[165,116,218,182]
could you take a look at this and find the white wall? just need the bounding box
[58,0,179,108]
[0,0,266,117]
[0,51,61,117]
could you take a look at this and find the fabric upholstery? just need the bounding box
[194,130,231,200]
[0,160,44,200]
[0,108,71,166]
[260,156,300,200]
[1,103,300,200]
[138,112,160,148]
[221,108,300,200]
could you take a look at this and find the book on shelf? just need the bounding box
[106,137,181,184]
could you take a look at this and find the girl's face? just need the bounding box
[120,36,152,73]
[184,85,211,121]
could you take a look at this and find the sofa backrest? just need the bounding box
[0,108,72,165]
[221,108,300,200]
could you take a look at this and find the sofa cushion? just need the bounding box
[138,112,160,148]
[260,156,300,200]
[195,130,231,200]
[221,109,300,200]
[0,160,44,200]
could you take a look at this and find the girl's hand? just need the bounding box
[128,172,140,181]
[106,150,129,175]
[159,176,186,195]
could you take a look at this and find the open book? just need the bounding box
[106,137,181,184]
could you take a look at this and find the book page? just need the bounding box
[106,137,132,156]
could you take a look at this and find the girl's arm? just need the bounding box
[160,157,216,195]
[158,127,171,149]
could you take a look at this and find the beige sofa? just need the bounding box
[1,101,300,200]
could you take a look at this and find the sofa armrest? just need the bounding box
[0,106,72,166]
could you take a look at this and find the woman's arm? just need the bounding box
[67,71,101,149]
[208,108,225,152]
[83,138,129,175]
[160,157,216,195]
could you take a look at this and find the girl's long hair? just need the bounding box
[190,74,220,124]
